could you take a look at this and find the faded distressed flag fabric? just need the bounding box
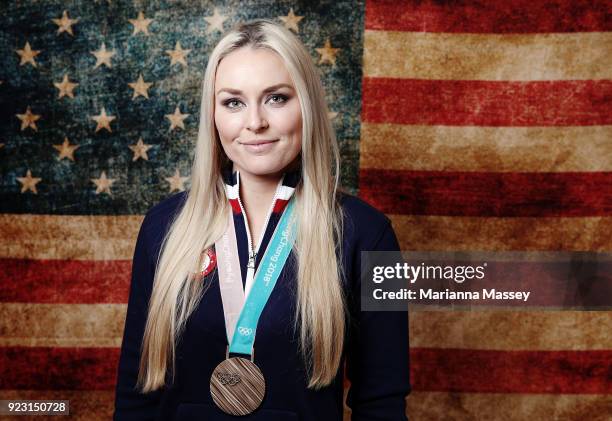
[0,0,610,419]
[359,1,612,420]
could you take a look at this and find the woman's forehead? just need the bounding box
[215,47,294,92]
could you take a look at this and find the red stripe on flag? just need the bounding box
[362,78,612,127]
[3,346,609,393]
[0,259,130,304]
[2,260,610,308]
[411,348,612,394]
[365,0,612,33]
[359,169,612,217]
[0,347,119,390]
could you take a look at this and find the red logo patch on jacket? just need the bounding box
[198,247,217,278]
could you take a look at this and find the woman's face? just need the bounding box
[214,47,303,180]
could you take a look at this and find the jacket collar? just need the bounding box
[221,164,301,215]
[221,163,301,189]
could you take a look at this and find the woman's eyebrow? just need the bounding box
[216,83,294,95]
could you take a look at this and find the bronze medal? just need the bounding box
[210,357,266,415]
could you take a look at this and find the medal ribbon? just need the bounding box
[215,197,297,356]
[215,208,245,344]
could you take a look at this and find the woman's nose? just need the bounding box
[246,105,269,131]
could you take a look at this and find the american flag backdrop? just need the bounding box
[0,0,610,420]
[359,1,612,420]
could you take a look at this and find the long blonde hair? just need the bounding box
[137,19,345,391]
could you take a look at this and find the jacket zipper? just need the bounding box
[235,172,283,297]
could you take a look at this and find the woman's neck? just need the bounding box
[237,170,283,250]
[238,171,282,215]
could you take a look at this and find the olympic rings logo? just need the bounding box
[238,327,253,336]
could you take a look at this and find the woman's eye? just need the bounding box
[268,94,287,104]
[224,99,242,109]
[222,95,287,109]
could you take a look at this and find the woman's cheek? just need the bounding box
[275,105,302,134]
[216,112,241,141]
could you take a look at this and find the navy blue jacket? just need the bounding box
[113,189,410,420]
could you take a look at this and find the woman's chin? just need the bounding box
[232,154,301,179]
[236,163,286,179]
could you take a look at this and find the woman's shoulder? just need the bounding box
[338,191,391,226]
[139,191,188,243]
[145,191,188,221]
[337,191,394,248]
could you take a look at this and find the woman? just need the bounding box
[113,19,410,420]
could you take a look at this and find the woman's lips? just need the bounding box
[239,139,279,153]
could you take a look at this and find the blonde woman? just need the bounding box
[113,19,410,420]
